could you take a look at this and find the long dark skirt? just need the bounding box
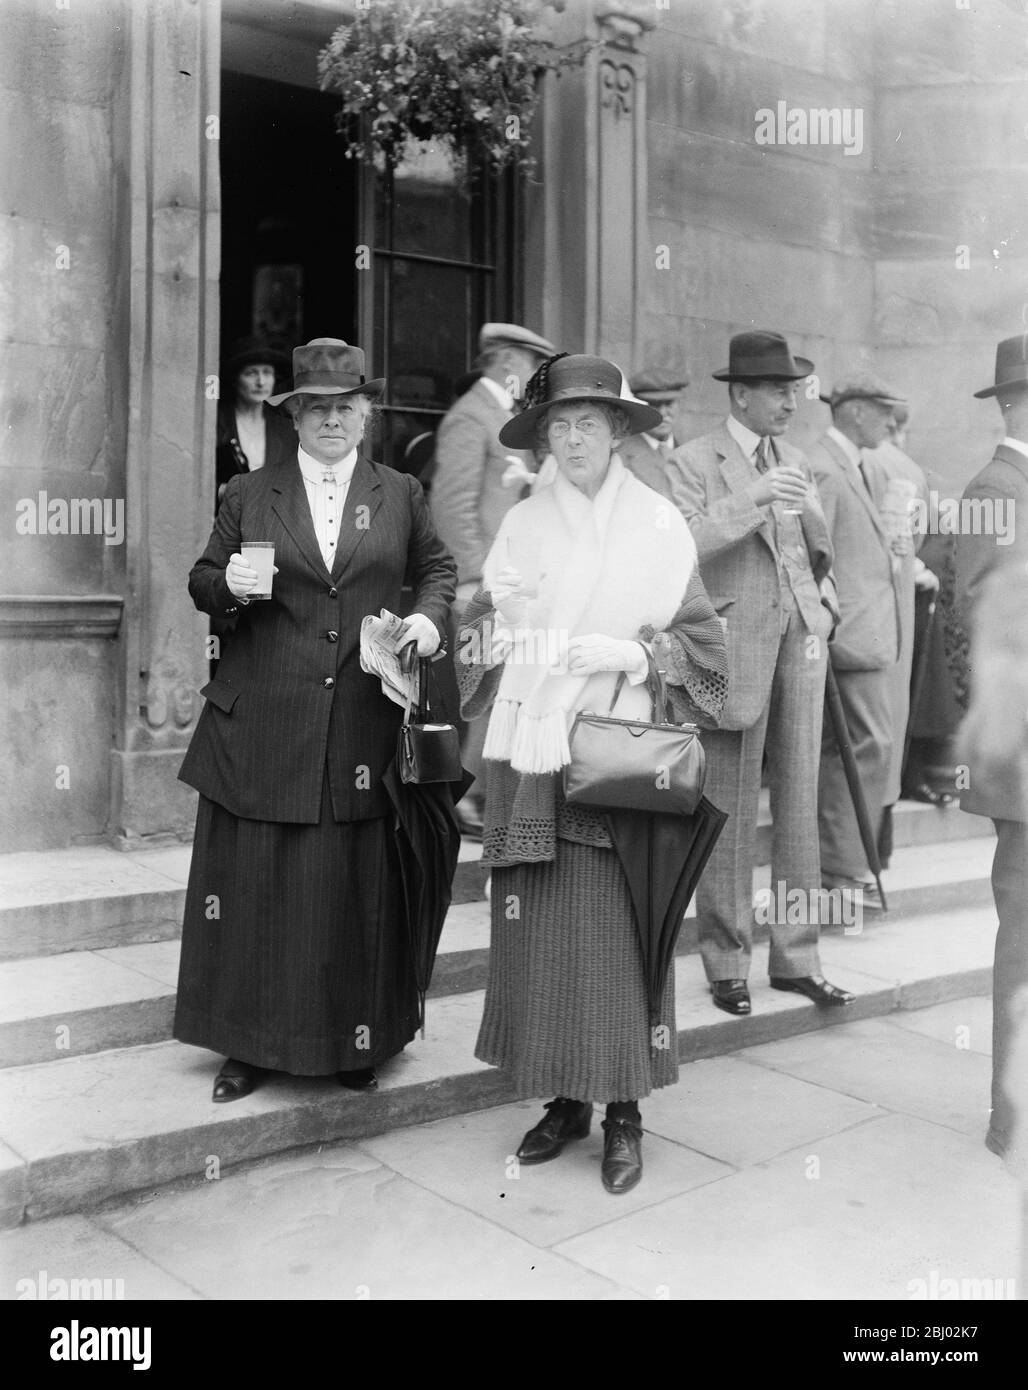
[174,782,418,1074]
[475,840,678,1103]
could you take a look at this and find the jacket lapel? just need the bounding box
[716,425,776,557]
[331,454,383,580]
[824,434,888,543]
[270,458,332,583]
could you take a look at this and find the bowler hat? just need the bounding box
[498,355,662,449]
[712,330,813,382]
[819,370,906,410]
[222,335,290,380]
[629,368,690,401]
[974,334,1028,399]
[478,322,557,360]
[267,338,385,406]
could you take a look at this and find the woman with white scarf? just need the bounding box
[457,354,728,1194]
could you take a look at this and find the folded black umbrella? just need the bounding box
[605,796,728,1049]
[381,760,474,1038]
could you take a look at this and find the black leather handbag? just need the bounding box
[398,644,463,785]
[563,650,705,815]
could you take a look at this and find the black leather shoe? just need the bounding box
[337,1068,378,1091]
[770,974,855,1006]
[601,1118,643,1195]
[711,979,751,1015]
[516,1099,592,1164]
[212,1058,263,1104]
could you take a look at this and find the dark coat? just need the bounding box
[955,442,1028,820]
[215,400,297,498]
[179,454,457,823]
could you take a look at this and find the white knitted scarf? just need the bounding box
[481,454,697,774]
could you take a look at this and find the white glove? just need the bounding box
[491,566,530,627]
[399,612,441,657]
[566,634,645,677]
[225,552,278,600]
[501,456,535,490]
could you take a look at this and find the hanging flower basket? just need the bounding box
[318,0,591,181]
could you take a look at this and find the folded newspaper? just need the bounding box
[360,609,418,708]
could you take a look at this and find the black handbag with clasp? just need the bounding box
[563,649,705,815]
[398,644,463,785]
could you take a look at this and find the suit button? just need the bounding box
[328,587,338,599]
[770,599,779,608]
[326,630,339,643]
[323,677,335,689]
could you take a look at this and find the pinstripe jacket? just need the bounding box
[179,453,457,823]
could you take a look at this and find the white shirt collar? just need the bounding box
[1001,436,1028,462]
[478,374,515,412]
[827,425,863,470]
[726,415,764,460]
[297,445,358,482]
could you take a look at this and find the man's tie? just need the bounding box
[754,437,770,473]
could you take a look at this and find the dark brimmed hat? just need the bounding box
[819,370,906,410]
[267,338,385,406]
[498,355,662,449]
[222,335,290,379]
[712,330,813,382]
[629,368,690,401]
[974,334,1028,399]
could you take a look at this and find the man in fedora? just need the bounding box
[430,321,558,837]
[955,333,1028,1158]
[666,329,854,1015]
[616,369,690,499]
[807,372,908,905]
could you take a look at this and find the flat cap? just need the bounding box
[478,322,557,359]
[820,370,907,410]
[628,368,690,400]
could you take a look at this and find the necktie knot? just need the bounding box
[322,471,336,485]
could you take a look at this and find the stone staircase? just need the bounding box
[0,798,998,1227]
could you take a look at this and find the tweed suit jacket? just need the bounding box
[429,379,534,587]
[806,433,900,671]
[617,432,674,500]
[955,443,1028,820]
[179,453,457,823]
[666,423,834,730]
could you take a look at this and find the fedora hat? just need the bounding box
[819,370,906,410]
[267,338,385,407]
[974,334,1028,399]
[222,335,290,380]
[712,330,813,382]
[629,367,690,402]
[498,355,662,449]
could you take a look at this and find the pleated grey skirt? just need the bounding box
[174,782,418,1075]
[475,840,678,1103]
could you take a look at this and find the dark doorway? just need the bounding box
[219,70,359,365]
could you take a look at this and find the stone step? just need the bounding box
[0,901,995,1227]
[0,836,997,1068]
[0,797,990,961]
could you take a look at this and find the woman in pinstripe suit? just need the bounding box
[173,339,457,1102]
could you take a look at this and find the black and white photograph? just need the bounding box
[1,0,1026,1339]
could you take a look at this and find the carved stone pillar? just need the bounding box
[108,0,221,845]
[524,0,654,370]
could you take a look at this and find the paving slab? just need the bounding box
[736,1016,994,1140]
[358,1099,730,1248]
[642,1054,884,1169]
[883,994,993,1056]
[0,1213,200,1301]
[96,1153,637,1301]
[552,1112,1020,1301]
[94,940,182,989]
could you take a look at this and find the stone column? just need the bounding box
[524,0,654,369]
[108,0,221,846]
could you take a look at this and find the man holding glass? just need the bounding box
[666,330,852,1016]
